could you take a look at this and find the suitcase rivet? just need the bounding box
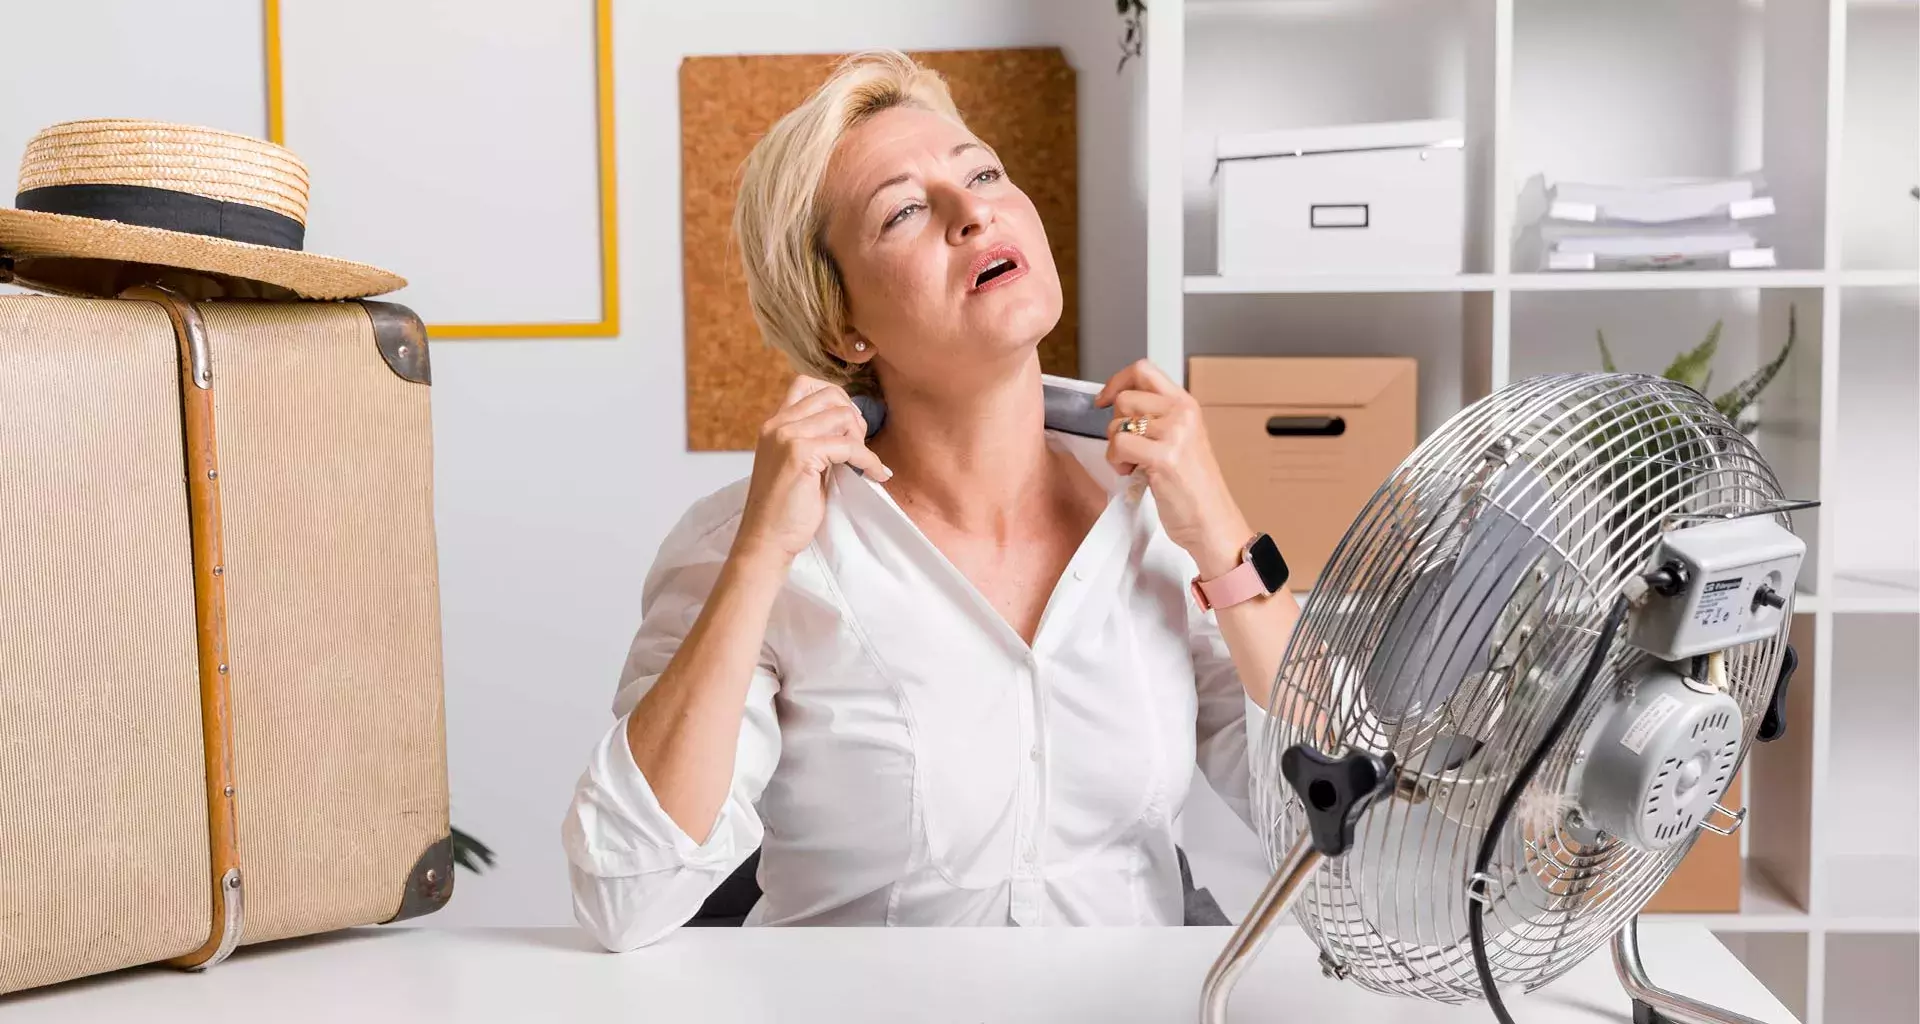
[212,565,224,576]
[223,785,234,797]
[208,469,218,480]
[425,868,439,883]
[218,663,228,674]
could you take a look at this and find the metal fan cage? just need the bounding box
[1255,373,1796,1002]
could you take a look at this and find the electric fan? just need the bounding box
[1202,373,1808,1024]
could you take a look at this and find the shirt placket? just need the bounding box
[1009,648,1049,926]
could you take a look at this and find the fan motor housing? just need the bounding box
[1574,667,1744,851]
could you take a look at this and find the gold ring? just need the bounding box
[1119,415,1151,436]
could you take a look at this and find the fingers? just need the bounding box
[1093,365,1139,407]
[782,373,834,407]
[1106,427,1161,477]
[775,403,864,442]
[806,434,892,481]
[773,405,894,480]
[1105,389,1176,435]
[835,440,893,481]
[1128,359,1182,396]
[767,381,859,433]
[1095,358,1182,407]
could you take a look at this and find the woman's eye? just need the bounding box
[971,166,1004,186]
[883,202,922,230]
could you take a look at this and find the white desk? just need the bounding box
[0,924,1796,1023]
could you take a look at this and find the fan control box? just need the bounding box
[1629,517,1806,660]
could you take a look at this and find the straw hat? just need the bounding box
[0,119,403,300]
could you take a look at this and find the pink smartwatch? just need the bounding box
[1191,533,1290,612]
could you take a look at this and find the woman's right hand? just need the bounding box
[732,375,892,570]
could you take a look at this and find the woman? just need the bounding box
[562,50,1300,952]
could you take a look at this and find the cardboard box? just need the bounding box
[1642,772,1745,913]
[1189,357,1418,591]
[1213,119,1465,277]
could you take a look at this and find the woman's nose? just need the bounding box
[939,185,995,246]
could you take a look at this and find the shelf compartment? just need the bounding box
[1838,270,1920,289]
[1825,853,1920,932]
[1507,270,1828,291]
[1181,291,1491,439]
[1826,570,1920,615]
[1185,274,1498,295]
[1830,287,1919,597]
[1822,614,1920,906]
[1511,0,1831,271]
[1508,287,1825,572]
[1750,613,1819,919]
[1839,0,1919,271]
[1642,858,1810,932]
[1182,0,1495,276]
[1824,932,1920,1024]
[1183,270,1911,292]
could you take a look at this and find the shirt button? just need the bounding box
[1029,746,1039,762]
[1072,566,1088,582]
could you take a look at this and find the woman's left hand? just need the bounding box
[1095,359,1253,580]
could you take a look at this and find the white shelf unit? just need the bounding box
[1144,2,1920,1022]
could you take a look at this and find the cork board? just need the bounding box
[680,48,1078,451]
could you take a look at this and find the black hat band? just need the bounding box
[16,183,306,251]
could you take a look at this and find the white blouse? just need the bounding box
[561,432,1267,952]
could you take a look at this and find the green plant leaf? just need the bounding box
[1660,319,1721,392]
[1714,303,1797,424]
[1596,328,1619,373]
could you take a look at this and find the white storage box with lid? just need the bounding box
[1213,119,1465,276]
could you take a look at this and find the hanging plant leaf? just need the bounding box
[1116,0,1147,73]
[1659,319,1721,394]
[1596,328,1619,373]
[1714,303,1797,426]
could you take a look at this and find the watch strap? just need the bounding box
[1191,558,1269,612]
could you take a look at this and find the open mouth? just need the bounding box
[969,245,1027,292]
[975,257,1019,286]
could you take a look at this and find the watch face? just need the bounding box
[1246,533,1290,592]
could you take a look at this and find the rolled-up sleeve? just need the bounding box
[561,486,782,951]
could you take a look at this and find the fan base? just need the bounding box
[1633,998,1677,1024]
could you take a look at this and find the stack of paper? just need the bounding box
[1515,173,1778,271]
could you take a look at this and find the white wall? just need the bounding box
[2,0,1160,927]
[0,2,267,295]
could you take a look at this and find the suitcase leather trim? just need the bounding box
[385,834,456,923]
[119,285,247,971]
[357,300,432,385]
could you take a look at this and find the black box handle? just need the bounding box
[1266,415,1346,437]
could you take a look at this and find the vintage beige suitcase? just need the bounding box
[0,288,451,994]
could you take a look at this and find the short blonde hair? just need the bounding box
[731,50,964,396]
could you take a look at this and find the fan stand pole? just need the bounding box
[1199,831,1322,1024]
[1613,916,1774,1024]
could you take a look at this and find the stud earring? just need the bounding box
[854,341,868,352]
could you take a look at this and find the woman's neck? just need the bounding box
[868,360,1062,537]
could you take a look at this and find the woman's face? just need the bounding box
[819,105,1062,395]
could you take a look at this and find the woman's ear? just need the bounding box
[834,327,876,365]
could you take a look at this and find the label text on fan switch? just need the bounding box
[1694,577,1744,628]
